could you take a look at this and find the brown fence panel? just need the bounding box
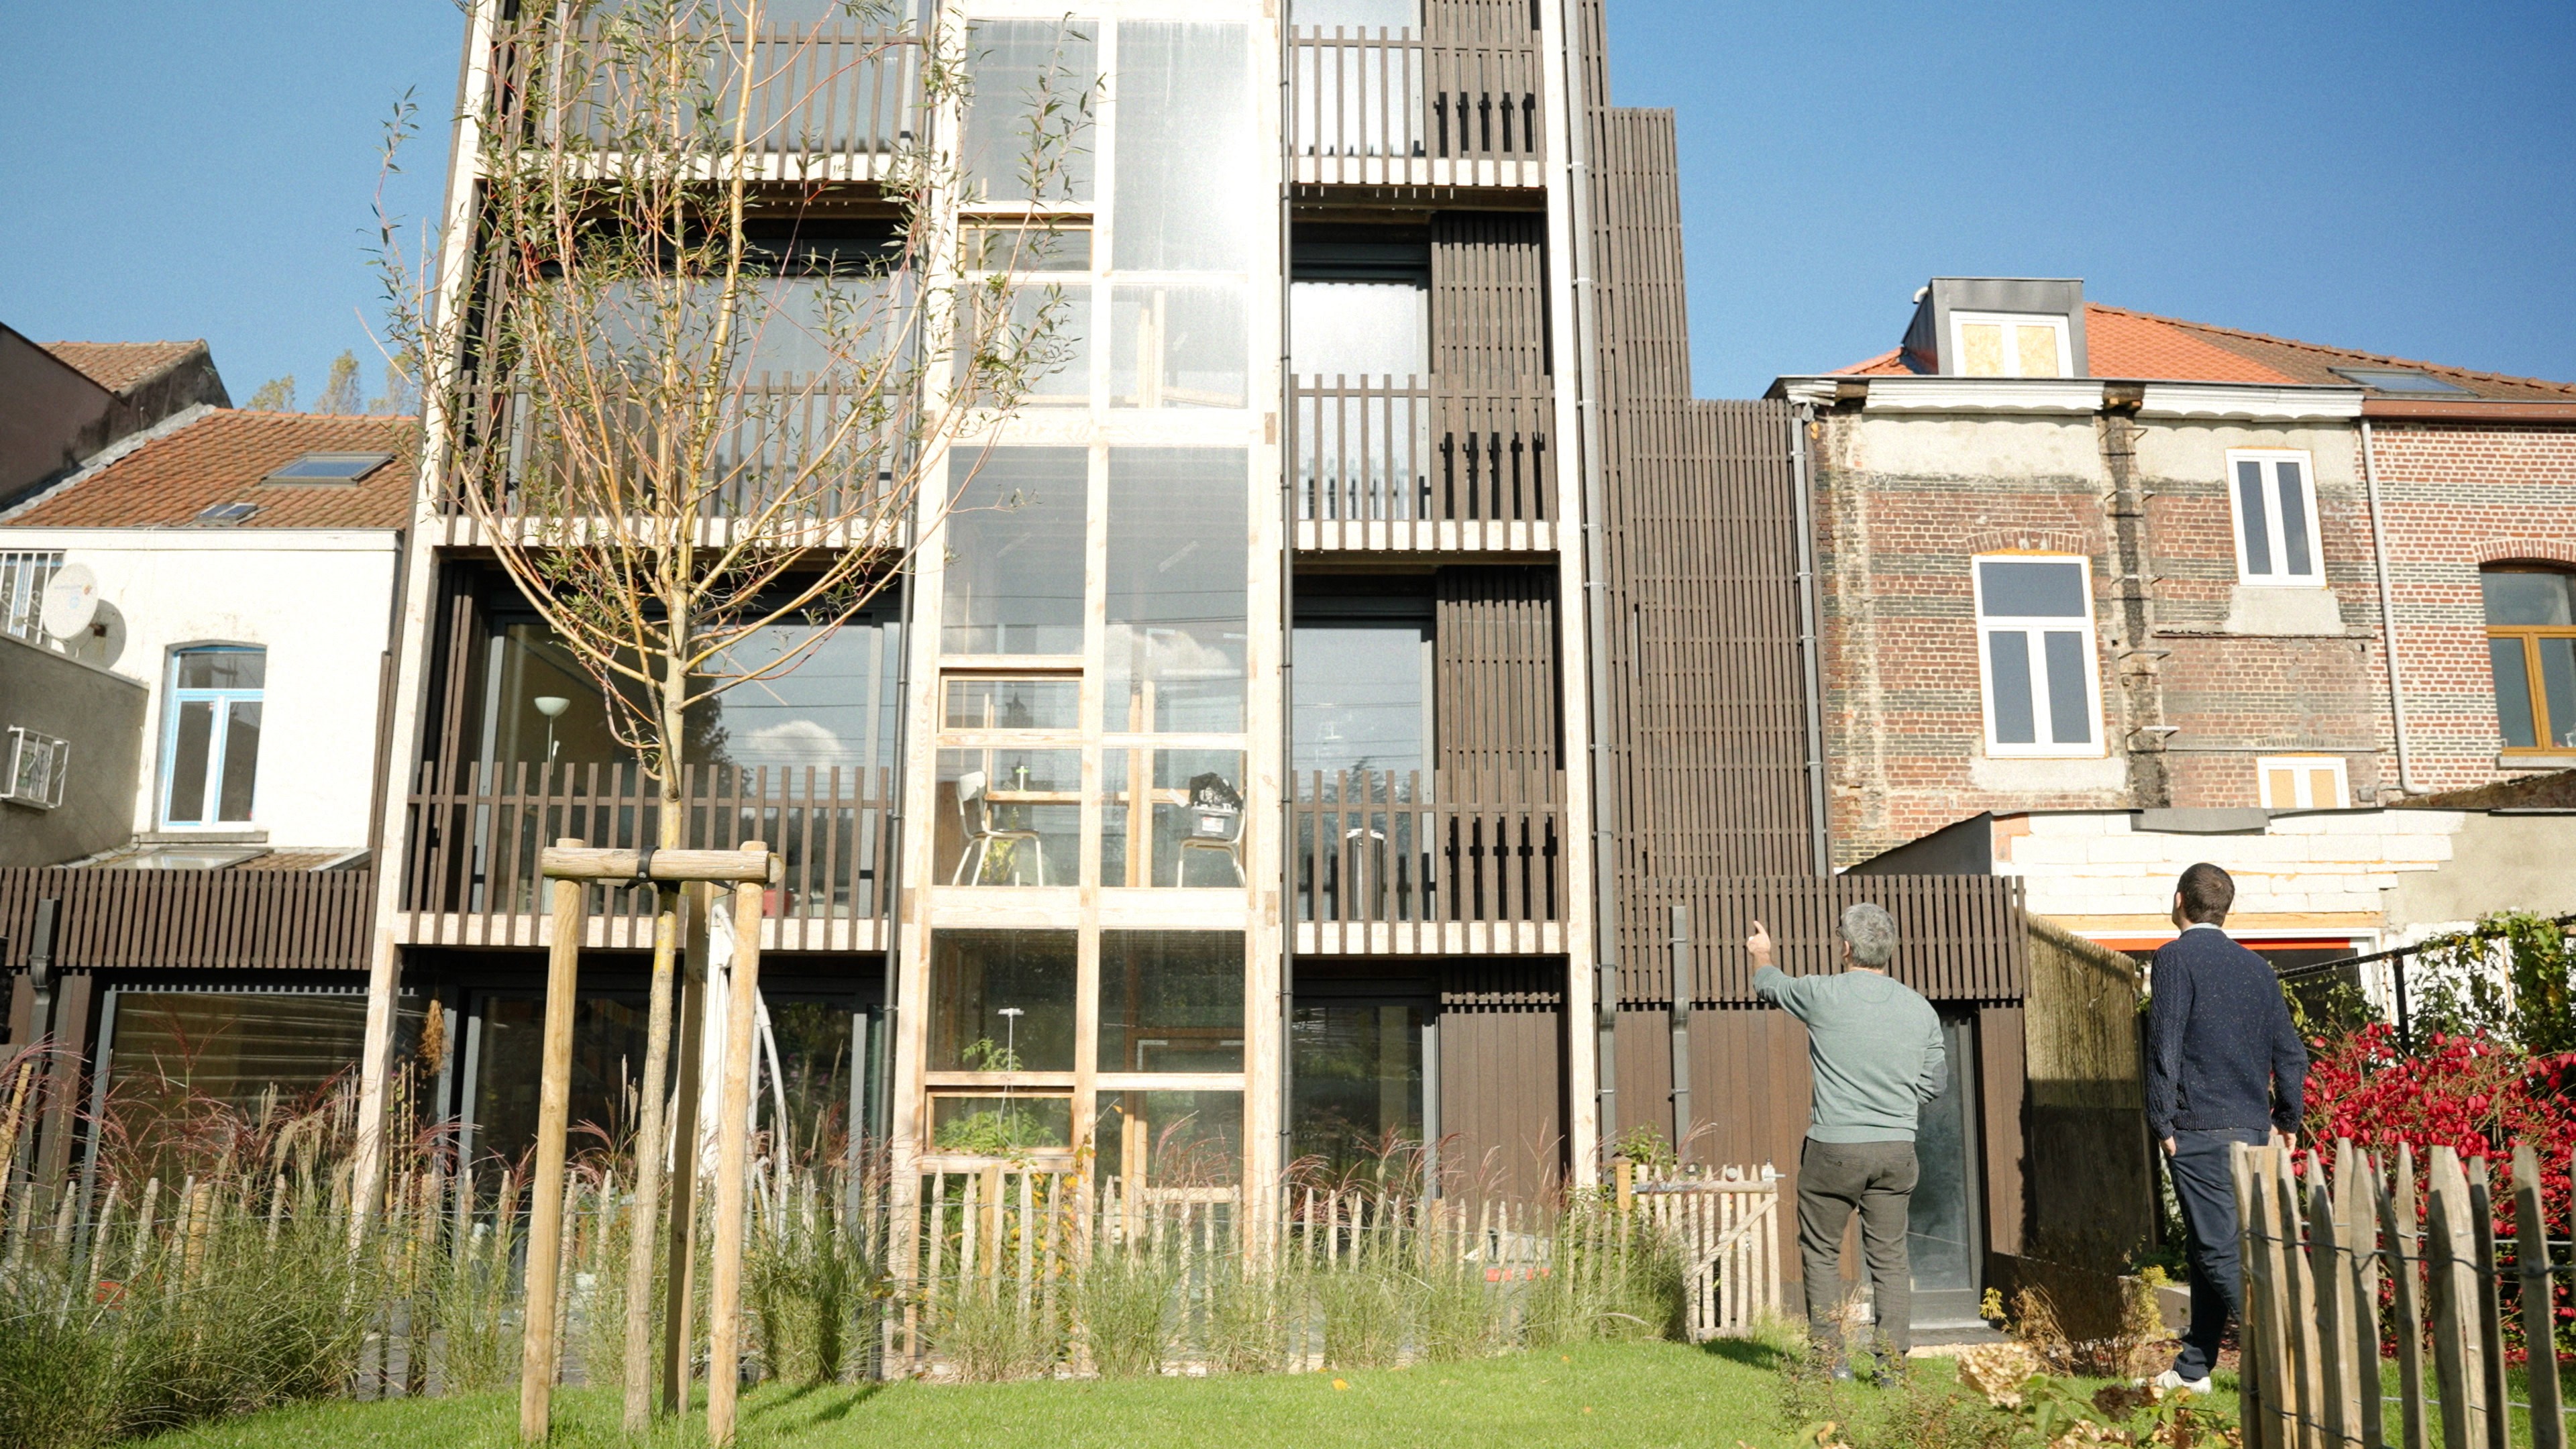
[1615,874,2028,1006]
[0,867,374,973]
[1290,768,1564,927]
[1289,25,1542,165]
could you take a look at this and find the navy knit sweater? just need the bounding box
[2144,924,2309,1140]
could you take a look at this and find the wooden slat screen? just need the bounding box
[1614,875,2029,1007]
[1434,566,1562,777]
[0,868,374,973]
[1289,11,1543,166]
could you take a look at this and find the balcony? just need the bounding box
[1291,374,1555,551]
[498,14,922,182]
[397,760,895,953]
[438,380,902,547]
[1291,768,1565,956]
[1289,27,1546,189]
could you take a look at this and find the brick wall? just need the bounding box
[2362,422,2576,790]
[1814,407,2407,867]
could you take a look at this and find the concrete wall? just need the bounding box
[2381,811,2576,930]
[0,635,146,865]
[0,529,400,849]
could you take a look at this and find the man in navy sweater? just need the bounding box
[2145,862,2308,1395]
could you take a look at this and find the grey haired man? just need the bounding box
[1749,903,1947,1379]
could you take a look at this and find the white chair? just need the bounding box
[954,769,1046,885]
[1175,778,1245,887]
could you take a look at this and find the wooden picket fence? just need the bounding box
[898,1163,1782,1373]
[2233,1138,2569,1449]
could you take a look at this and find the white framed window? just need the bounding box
[2257,755,2349,810]
[1,550,62,644]
[1973,555,2102,757]
[1948,311,2072,379]
[160,646,266,827]
[2228,449,2322,587]
[2,726,70,810]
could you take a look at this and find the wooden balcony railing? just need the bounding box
[501,17,922,164]
[399,760,894,948]
[451,378,898,523]
[0,867,374,973]
[1290,769,1564,928]
[1289,28,1544,178]
[1291,375,1553,528]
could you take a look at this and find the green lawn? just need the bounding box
[138,1340,1945,1449]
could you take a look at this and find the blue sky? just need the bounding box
[3,3,2569,402]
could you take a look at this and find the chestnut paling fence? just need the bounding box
[898,1161,1778,1376]
[2231,1138,2573,1449]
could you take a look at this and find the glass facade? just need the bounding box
[1289,1000,1425,1175]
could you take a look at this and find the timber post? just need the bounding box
[515,841,773,1444]
[707,844,772,1447]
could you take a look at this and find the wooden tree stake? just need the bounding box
[708,845,770,1446]
[519,841,586,1443]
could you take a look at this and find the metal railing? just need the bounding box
[1291,374,1554,525]
[400,759,896,945]
[1290,768,1564,926]
[1289,28,1543,167]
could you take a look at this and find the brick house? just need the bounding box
[1772,278,2576,957]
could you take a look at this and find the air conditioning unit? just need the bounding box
[1,726,69,810]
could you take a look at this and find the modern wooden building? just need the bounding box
[0,1,2045,1316]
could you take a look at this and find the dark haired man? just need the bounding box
[2145,861,2308,1395]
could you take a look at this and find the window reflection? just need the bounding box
[1293,618,1429,781]
[105,992,425,1179]
[472,992,670,1177]
[943,448,1087,656]
[1290,279,1427,381]
[932,1093,1073,1154]
[1112,284,1247,408]
[943,676,1081,731]
[1104,449,1247,731]
[1097,1089,1242,1186]
[962,19,1097,205]
[1112,23,1253,272]
[1290,1000,1426,1177]
[929,930,1077,1072]
[1098,932,1244,1073]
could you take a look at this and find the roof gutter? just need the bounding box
[2359,419,2422,796]
[2360,398,2576,423]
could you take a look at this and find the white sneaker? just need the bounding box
[2153,1369,2213,1395]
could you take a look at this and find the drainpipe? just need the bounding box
[1556,0,1618,1156]
[1790,402,1830,875]
[2361,419,2422,795]
[1277,5,1299,1189]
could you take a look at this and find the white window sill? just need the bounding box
[2500,754,2576,771]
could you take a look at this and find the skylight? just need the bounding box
[262,451,393,484]
[195,502,260,526]
[2328,366,2469,394]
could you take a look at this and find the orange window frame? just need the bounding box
[2491,625,2576,753]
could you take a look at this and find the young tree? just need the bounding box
[246,374,297,411]
[317,350,364,415]
[374,0,1089,1432]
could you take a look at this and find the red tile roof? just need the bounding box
[1,411,417,529]
[1831,303,2576,400]
[43,339,209,395]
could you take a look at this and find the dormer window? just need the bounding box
[1949,311,2072,378]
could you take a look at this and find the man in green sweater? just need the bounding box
[1748,904,1947,1379]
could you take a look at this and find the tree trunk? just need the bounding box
[622,668,690,1430]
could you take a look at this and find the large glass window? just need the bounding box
[1111,23,1253,274]
[961,19,1097,205]
[1111,284,1247,408]
[943,448,1088,657]
[1290,0,1419,28]
[1973,557,2099,755]
[1097,931,1244,1073]
[470,991,667,1175]
[936,747,1081,887]
[928,930,1077,1073]
[102,991,425,1173]
[1101,749,1246,889]
[1293,609,1430,782]
[1104,448,1248,731]
[2229,451,2322,586]
[162,646,265,826]
[2486,568,2576,752]
[960,225,1091,409]
[1290,999,1426,1177]
[1096,1089,1243,1186]
[1290,279,1428,382]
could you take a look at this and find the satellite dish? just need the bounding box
[40,563,99,640]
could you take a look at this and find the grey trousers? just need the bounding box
[1797,1137,1919,1360]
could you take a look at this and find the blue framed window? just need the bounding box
[162,646,266,826]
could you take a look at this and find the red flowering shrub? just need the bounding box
[2303,1022,2576,1352]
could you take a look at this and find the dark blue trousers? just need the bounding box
[2166,1126,2268,1380]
